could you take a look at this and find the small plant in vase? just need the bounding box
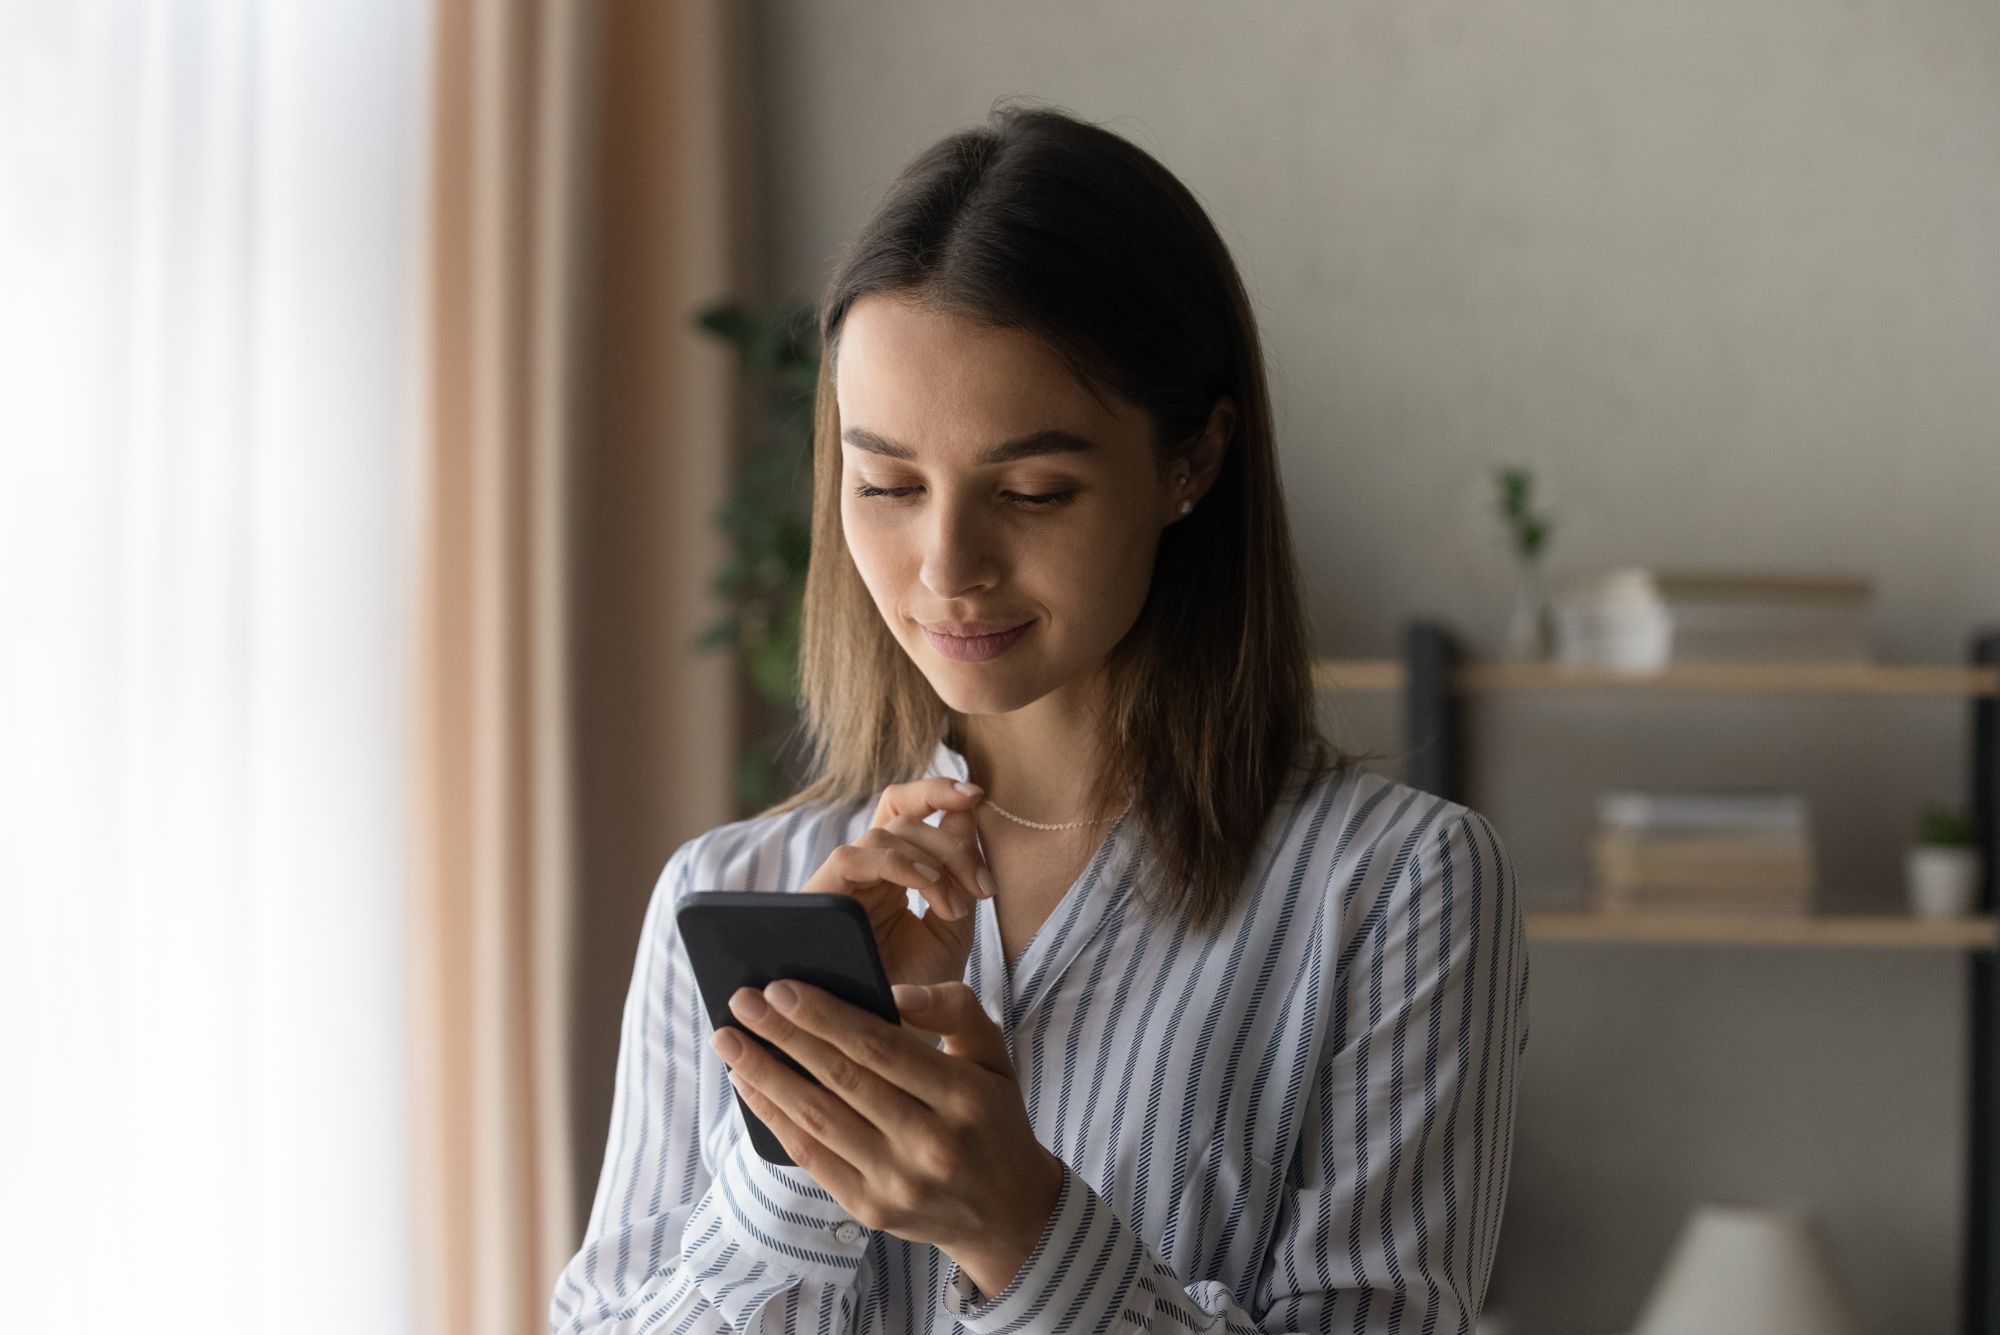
[1493,464,1556,663]
[1906,802,1982,920]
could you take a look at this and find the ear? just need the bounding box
[1173,395,1236,507]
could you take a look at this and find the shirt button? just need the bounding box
[832,1219,865,1244]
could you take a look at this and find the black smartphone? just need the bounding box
[675,891,900,1166]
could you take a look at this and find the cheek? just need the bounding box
[841,508,903,599]
[1042,519,1157,618]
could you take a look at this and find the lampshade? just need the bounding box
[1631,1202,1865,1335]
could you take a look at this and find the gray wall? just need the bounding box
[744,4,1999,1331]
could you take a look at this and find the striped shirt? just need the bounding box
[550,734,1530,1334]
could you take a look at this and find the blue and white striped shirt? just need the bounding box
[550,734,1530,1334]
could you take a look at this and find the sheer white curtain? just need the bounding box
[0,4,431,1331]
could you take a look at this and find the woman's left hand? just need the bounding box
[712,978,1064,1296]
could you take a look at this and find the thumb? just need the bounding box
[892,981,1012,1074]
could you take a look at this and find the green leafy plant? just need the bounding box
[1494,465,1552,561]
[691,301,821,810]
[1917,802,1976,847]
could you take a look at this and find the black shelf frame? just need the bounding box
[1395,617,2000,1335]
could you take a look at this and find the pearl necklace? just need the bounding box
[979,794,1133,831]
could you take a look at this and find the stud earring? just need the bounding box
[1177,473,1193,517]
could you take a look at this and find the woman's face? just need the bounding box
[833,294,1192,718]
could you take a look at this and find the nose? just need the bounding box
[916,491,1001,600]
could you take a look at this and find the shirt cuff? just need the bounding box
[937,1158,1138,1333]
[698,1123,873,1282]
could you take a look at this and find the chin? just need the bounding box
[917,651,1052,715]
[926,676,1039,717]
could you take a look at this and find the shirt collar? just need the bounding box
[927,729,972,784]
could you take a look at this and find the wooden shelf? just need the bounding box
[1526,909,1997,950]
[1314,659,2000,698]
[1313,659,1406,692]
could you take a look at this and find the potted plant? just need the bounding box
[1906,802,1982,920]
[1493,464,1556,663]
[690,300,820,812]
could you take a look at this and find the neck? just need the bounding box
[950,695,1120,827]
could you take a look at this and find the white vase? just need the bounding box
[1549,566,1671,671]
[1500,554,1555,663]
[1906,845,1981,919]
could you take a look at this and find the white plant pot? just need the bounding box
[1905,845,1981,920]
[1551,567,1672,671]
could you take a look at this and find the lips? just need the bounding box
[922,620,1034,663]
[922,618,1032,637]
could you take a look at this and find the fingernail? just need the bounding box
[730,987,767,1021]
[897,984,932,1013]
[976,866,996,899]
[712,1028,743,1061]
[954,781,983,797]
[765,980,799,1012]
[913,861,941,882]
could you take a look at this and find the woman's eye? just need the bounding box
[851,484,1079,509]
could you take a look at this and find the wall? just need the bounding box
[745,3,2000,1330]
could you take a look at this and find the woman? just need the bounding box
[551,101,1529,1335]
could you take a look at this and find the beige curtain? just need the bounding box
[410,2,757,1332]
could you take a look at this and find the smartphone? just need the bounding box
[675,891,900,1166]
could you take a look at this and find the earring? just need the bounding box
[1177,473,1193,517]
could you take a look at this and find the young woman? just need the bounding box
[551,102,1529,1335]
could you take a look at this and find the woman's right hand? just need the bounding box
[798,778,992,989]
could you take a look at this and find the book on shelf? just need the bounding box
[1657,570,1874,667]
[1597,789,1809,833]
[1592,830,1814,882]
[1587,786,1818,914]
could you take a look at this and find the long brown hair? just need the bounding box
[758,99,1377,933]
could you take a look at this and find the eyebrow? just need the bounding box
[840,426,1098,465]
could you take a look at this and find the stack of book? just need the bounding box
[1588,789,1817,917]
[1654,571,1874,666]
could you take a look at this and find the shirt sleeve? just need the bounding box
[548,839,879,1334]
[932,808,1532,1335]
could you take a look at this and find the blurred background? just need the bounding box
[2,2,1995,1334]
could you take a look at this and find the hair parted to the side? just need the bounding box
[756,97,1383,934]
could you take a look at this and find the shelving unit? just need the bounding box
[1312,637,2000,953]
[1317,620,2000,1334]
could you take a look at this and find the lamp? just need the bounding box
[1631,1202,1865,1335]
